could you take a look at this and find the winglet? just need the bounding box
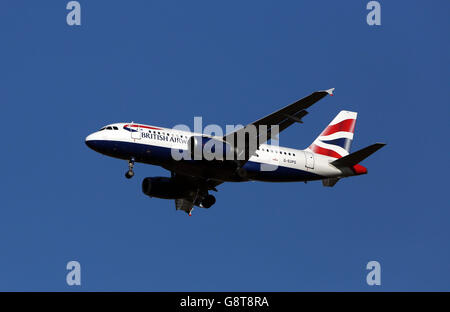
[325,88,335,96]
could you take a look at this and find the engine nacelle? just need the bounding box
[187,136,235,160]
[142,177,194,199]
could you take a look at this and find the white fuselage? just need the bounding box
[85,122,344,183]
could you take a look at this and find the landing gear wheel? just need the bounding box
[125,170,134,179]
[201,195,216,209]
[125,158,135,179]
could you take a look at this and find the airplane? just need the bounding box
[85,88,385,215]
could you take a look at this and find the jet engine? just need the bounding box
[141,177,194,199]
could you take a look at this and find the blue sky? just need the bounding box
[0,1,449,291]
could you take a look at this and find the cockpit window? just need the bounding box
[100,126,119,131]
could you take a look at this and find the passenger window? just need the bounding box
[288,153,291,156]
[293,153,295,156]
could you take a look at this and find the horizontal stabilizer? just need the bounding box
[331,143,386,168]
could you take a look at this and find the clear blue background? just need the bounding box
[0,1,449,291]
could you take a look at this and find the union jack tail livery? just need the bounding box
[308,110,357,159]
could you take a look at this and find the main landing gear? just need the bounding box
[200,194,216,209]
[125,158,135,179]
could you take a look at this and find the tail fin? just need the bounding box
[307,110,357,158]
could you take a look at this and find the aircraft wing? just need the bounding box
[223,88,335,165]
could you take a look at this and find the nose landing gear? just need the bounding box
[125,158,135,179]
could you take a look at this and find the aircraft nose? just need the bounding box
[85,133,98,150]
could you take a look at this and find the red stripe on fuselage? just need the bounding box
[309,144,343,158]
[124,124,162,130]
[321,119,356,136]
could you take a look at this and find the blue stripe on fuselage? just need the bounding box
[85,140,323,182]
[242,161,322,182]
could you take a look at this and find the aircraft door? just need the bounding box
[131,125,141,140]
[305,151,314,169]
